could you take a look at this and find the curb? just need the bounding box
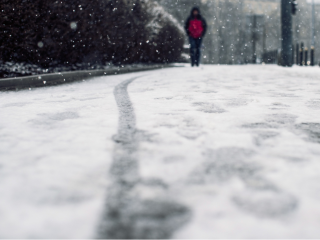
[0,64,175,91]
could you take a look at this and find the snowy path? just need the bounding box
[1,65,320,238]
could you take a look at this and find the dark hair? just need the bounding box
[191,7,200,15]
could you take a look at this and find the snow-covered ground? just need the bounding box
[1,65,320,238]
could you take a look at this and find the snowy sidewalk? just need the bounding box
[1,65,320,238]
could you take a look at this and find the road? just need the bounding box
[1,65,320,238]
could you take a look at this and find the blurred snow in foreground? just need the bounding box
[1,65,320,238]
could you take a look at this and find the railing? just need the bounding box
[295,43,315,66]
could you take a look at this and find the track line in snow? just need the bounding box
[97,76,190,239]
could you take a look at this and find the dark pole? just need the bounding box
[299,48,303,66]
[305,47,309,65]
[301,42,304,65]
[311,46,315,66]
[296,43,299,65]
[292,44,295,64]
[263,21,266,56]
[281,0,293,66]
[252,15,257,64]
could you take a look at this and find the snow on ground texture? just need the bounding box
[129,65,320,238]
[0,74,132,238]
[1,65,320,238]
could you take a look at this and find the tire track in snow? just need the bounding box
[97,76,190,239]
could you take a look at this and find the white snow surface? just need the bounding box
[1,65,320,238]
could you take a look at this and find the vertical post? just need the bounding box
[252,15,257,64]
[263,21,266,56]
[311,0,315,66]
[300,48,303,66]
[301,42,304,65]
[312,0,315,48]
[281,0,293,66]
[311,46,315,66]
[218,26,223,64]
[305,47,309,65]
[292,44,295,64]
[296,43,299,64]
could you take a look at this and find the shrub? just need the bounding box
[0,0,184,68]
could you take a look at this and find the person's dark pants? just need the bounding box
[189,36,202,66]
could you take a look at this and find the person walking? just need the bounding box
[185,7,207,67]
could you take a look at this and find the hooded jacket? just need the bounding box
[185,7,207,38]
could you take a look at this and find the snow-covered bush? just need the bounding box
[0,0,184,71]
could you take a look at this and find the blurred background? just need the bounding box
[158,0,320,65]
[1,0,320,75]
